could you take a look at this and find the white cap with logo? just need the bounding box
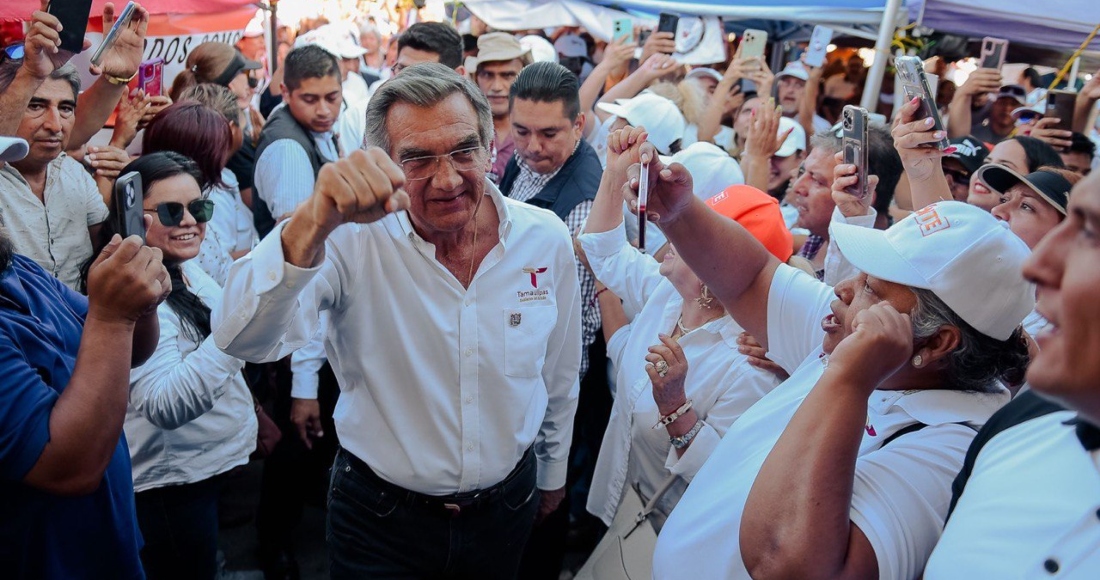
[831,201,1034,341]
[596,93,687,156]
[0,137,28,163]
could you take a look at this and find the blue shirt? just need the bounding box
[0,255,144,579]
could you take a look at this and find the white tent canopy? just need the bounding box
[460,0,655,42]
[911,0,1100,52]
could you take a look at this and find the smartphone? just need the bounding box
[114,171,145,242]
[895,56,949,150]
[138,58,164,97]
[979,37,1009,70]
[1045,90,1076,133]
[657,13,679,35]
[842,106,871,199]
[613,18,634,44]
[90,2,137,66]
[804,26,833,68]
[47,0,96,53]
[740,29,768,71]
[637,160,650,253]
[738,78,758,94]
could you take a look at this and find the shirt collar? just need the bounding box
[869,387,1011,426]
[0,260,31,313]
[1067,417,1100,451]
[515,137,581,178]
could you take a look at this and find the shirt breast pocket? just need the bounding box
[503,306,556,378]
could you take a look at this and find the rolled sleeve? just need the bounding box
[578,222,663,316]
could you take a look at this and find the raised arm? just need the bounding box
[891,96,953,210]
[579,38,636,126]
[21,236,168,496]
[622,143,780,347]
[594,53,677,123]
[947,68,1001,139]
[799,64,825,140]
[1073,69,1100,133]
[741,98,789,192]
[696,52,753,144]
[0,6,68,136]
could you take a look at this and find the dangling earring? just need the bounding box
[696,284,715,309]
[911,354,923,368]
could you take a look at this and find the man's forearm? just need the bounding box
[70,78,127,150]
[740,152,770,191]
[22,316,135,495]
[0,68,46,136]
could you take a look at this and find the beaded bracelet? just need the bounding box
[652,399,693,430]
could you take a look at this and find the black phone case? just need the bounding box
[48,0,96,53]
[114,172,145,242]
[842,106,871,199]
[657,13,679,34]
[1046,90,1076,133]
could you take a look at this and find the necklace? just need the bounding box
[466,195,484,287]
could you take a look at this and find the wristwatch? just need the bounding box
[669,419,704,449]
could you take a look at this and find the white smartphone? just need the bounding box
[90,2,136,66]
[804,26,833,68]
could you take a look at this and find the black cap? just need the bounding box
[975,164,1071,214]
[945,136,990,175]
[212,50,262,87]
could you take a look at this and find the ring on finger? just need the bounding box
[654,359,670,377]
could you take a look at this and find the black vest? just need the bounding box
[253,107,328,238]
[499,139,602,221]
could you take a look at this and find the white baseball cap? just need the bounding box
[297,25,368,59]
[554,34,588,59]
[686,67,723,83]
[775,116,806,157]
[776,62,810,82]
[596,93,686,155]
[0,137,28,163]
[669,141,744,199]
[521,35,558,64]
[831,201,1034,341]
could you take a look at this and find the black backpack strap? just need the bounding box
[882,422,928,446]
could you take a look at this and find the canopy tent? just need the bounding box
[910,1,1100,53]
[459,0,655,42]
[0,0,253,21]
[587,0,890,27]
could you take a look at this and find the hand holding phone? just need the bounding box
[47,0,96,54]
[637,160,650,253]
[979,37,1009,70]
[613,18,634,44]
[1045,90,1076,133]
[138,58,164,97]
[895,56,949,150]
[91,1,138,66]
[841,105,871,199]
[114,171,146,243]
[804,26,833,68]
[740,29,768,70]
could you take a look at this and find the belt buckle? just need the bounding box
[442,502,462,518]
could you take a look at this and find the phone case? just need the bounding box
[613,19,633,44]
[114,172,145,242]
[895,56,949,149]
[657,13,679,34]
[638,161,650,252]
[842,106,871,199]
[139,59,164,97]
[979,37,1008,70]
[804,26,833,68]
[1046,90,1076,132]
[48,0,96,53]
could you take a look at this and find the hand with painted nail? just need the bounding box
[830,151,880,219]
[1028,116,1074,151]
[891,95,951,182]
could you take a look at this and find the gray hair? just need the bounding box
[51,64,82,100]
[810,131,843,154]
[365,62,493,154]
[909,287,1029,393]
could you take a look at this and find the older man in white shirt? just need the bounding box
[214,63,580,579]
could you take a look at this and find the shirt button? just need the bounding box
[466,443,474,451]
[465,348,474,357]
[464,297,472,306]
[267,271,277,281]
[1044,558,1059,574]
[465,395,473,404]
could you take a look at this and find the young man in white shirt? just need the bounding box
[924,168,1100,578]
[214,63,580,579]
[613,139,1033,580]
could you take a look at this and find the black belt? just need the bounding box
[340,447,533,518]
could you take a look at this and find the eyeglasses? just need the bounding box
[390,62,408,75]
[398,146,484,181]
[1015,111,1042,125]
[144,199,215,227]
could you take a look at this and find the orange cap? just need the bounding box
[705,185,794,262]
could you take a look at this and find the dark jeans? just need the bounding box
[255,359,340,556]
[135,474,225,580]
[326,448,539,579]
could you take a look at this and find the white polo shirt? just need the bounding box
[213,181,582,494]
[925,410,1100,578]
[652,264,1009,580]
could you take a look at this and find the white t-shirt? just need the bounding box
[652,264,1010,580]
[926,410,1100,578]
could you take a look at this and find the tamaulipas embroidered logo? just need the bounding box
[518,266,550,303]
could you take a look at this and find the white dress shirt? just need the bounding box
[197,169,256,285]
[926,411,1100,578]
[126,260,257,493]
[652,264,1010,580]
[579,223,780,529]
[213,182,582,494]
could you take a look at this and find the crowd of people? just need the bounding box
[1,1,1099,579]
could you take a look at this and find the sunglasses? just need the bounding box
[942,168,971,186]
[1015,111,1042,124]
[2,42,24,60]
[145,199,215,227]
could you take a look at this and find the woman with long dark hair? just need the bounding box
[85,152,256,580]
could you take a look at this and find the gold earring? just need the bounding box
[696,285,715,309]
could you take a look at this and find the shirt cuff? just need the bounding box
[251,220,324,295]
[536,457,568,490]
[829,205,878,230]
[291,372,319,399]
[663,423,720,483]
[577,221,627,259]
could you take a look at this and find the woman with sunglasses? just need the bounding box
[83,152,257,580]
